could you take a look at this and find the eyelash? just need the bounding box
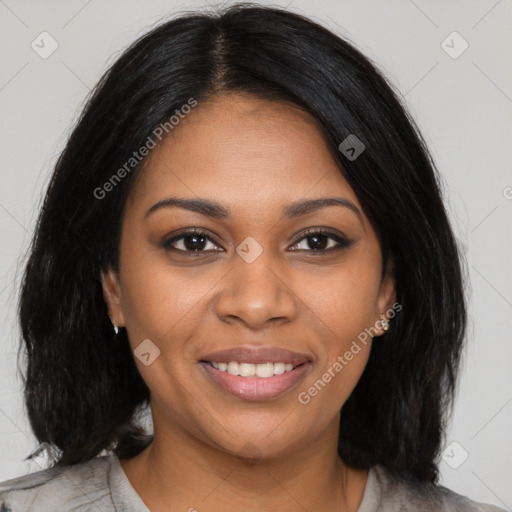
[161,227,352,255]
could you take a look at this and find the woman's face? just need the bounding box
[102,93,395,460]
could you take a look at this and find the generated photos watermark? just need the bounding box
[297,301,402,405]
[93,97,198,200]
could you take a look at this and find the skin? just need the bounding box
[102,92,396,512]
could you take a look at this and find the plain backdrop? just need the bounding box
[1,0,511,509]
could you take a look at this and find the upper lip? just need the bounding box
[200,346,311,366]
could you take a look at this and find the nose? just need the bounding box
[215,250,298,330]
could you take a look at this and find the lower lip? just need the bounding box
[199,362,311,401]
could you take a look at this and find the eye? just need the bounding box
[289,228,352,252]
[162,227,352,254]
[162,229,222,253]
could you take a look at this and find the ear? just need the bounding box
[101,266,125,327]
[375,260,396,336]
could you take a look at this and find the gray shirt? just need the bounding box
[0,454,506,511]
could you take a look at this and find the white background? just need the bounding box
[0,0,511,509]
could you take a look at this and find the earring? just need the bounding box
[109,315,119,335]
[380,315,389,332]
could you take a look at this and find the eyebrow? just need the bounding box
[145,196,364,226]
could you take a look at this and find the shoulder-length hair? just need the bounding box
[19,2,466,484]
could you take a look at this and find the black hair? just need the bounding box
[18,2,466,484]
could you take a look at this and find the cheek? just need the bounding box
[117,226,217,338]
[117,254,216,409]
[292,255,381,406]
[294,254,382,344]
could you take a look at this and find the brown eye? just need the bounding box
[162,230,221,252]
[289,229,352,252]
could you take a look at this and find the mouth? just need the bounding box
[200,360,305,377]
[198,346,312,401]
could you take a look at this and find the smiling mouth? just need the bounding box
[200,360,306,378]
[198,345,312,400]
[198,360,312,401]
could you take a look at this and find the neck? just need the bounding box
[120,406,368,512]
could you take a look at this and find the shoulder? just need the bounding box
[0,455,115,511]
[368,464,507,512]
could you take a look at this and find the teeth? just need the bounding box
[209,361,299,377]
[256,362,274,378]
[273,362,285,375]
[227,361,240,376]
[240,363,256,377]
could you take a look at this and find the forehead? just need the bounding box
[126,93,361,215]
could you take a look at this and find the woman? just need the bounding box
[0,3,505,511]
